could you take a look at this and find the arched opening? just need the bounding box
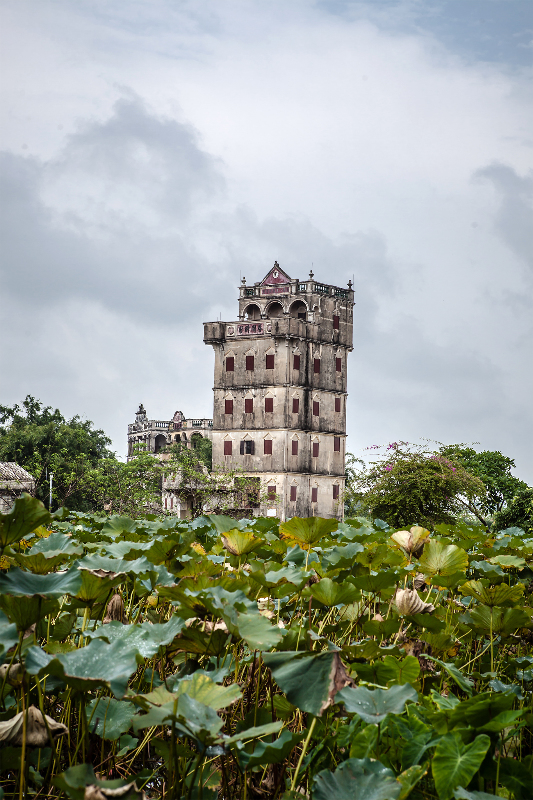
[290,300,307,320]
[244,304,261,320]
[266,302,284,318]
[154,434,167,453]
[191,432,203,449]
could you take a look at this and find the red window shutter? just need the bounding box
[312,442,319,458]
[293,354,300,370]
[291,439,298,455]
[266,354,275,369]
[313,401,319,417]
[314,358,320,374]
[264,438,272,455]
[268,485,276,500]
[165,498,167,509]
[290,485,297,501]
[333,315,340,330]
[333,485,339,499]
[336,358,342,372]
[225,399,233,415]
[245,398,253,413]
[334,437,341,452]
[292,398,299,413]
[226,356,234,372]
[265,397,274,413]
[335,397,341,413]
[311,487,318,503]
[246,355,254,371]
[224,440,232,456]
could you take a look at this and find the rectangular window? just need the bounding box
[333,485,339,500]
[293,354,300,371]
[225,399,233,415]
[335,397,341,413]
[312,442,319,458]
[264,439,272,455]
[314,358,321,374]
[266,354,275,369]
[313,401,319,417]
[240,440,255,455]
[336,357,342,372]
[334,437,341,452]
[291,439,298,456]
[333,315,340,330]
[265,397,274,413]
[292,398,299,413]
[290,485,297,502]
[245,398,253,414]
[224,440,232,456]
[226,356,234,372]
[246,355,255,371]
[311,487,318,503]
[267,485,276,500]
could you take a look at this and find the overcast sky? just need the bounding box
[1,0,532,481]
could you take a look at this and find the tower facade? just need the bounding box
[203,263,354,520]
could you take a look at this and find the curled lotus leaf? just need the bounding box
[418,541,468,577]
[395,588,434,615]
[0,704,68,746]
[221,529,264,556]
[279,516,338,549]
[0,566,82,598]
[0,493,51,548]
[391,527,430,558]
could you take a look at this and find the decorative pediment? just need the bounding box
[261,261,291,286]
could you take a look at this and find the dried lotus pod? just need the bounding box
[390,526,430,558]
[395,588,434,615]
[0,705,68,746]
[414,573,427,591]
[103,594,127,624]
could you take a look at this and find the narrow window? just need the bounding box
[224,440,232,456]
[240,440,255,455]
[292,398,299,413]
[314,358,321,374]
[265,397,274,413]
[165,498,168,509]
[226,356,234,372]
[335,397,341,413]
[266,354,275,369]
[291,439,298,456]
[311,487,318,503]
[246,355,255,371]
[313,401,319,417]
[293,354,300,371]
[245,398,253,413]
[333,485,340,500]
[225,399,233,415]
[290,485,297,502]
[336,357,342,372]
[312,442,319,458]
[264,439,273,455]
[334,437,341,452]
[333,315,340,330]
[268,485,276,501]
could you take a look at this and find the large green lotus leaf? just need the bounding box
[398,765,427,800]
[176,672,241,710]
[88,616,186,658]
[133,693,224,746]
[355,544,390,569]
[231,611,284,650]
[381,655,421,686]
[29,531,83,557]
[489,554,526,569]
[0,494,51,548]
[86,697,136,740]
[12,551,71,573]
[99,515,141,538]
[313,757,401,800]
[0,567,82,597]
[419,542,468,576]
[432,733,491,800]
[251,564,309,589]
[175,627,230,656]
[447,691,514,729]
[307,578,360,607]
[221,720,283,744]
[459,581,524,608]
[24,638,140,698]
[321,541,364,568]
[104,539,155,558]
[0,610,18,660]
[221,529,264,556]
[74,569,124,605]
[466,606,530,637]
[0,594,59,632]
[352,570,397,593]
[279,517,338,549]
[78,554,155,575]
[337,684,418,723]
[425,657,474,696]
[208,514,249,534]
[236,728,303,770]
[263,650,343,717]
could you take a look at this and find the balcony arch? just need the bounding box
[244,303,261,320]
[290,300,307,320]
[266,301,284,318]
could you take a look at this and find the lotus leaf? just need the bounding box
[88,616,186,657]
[307,577,360,607]
[459,580,524,608]
[352,570,397,592]
[0,494,51,549]
[419,541,468,576]
[29,531,83,557]
[86,697,136,740]
[489,555,526,569]
[432,733,491,800]
[236,728,303,770]
[454,790,500,800]
[176,672,241,709]
[313,757,401,800]
[12,551,72,573]
[338,684,418,723]
[0,594,59,632]
[264,650,352,716]
[0,704,68,746]
[0,566,82,597]
[466,606,530,637]
[221,529,264,556]
[78,554,155,575]
[0,610,18,659]
[279,516,338,549]
[321,541,364,568]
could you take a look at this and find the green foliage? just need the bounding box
[0,494,531,799]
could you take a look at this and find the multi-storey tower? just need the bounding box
[203,263,354,520]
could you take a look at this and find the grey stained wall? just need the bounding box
[204,265,354,520]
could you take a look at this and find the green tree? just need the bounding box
[87,448,164,517]
[0,396,114,510]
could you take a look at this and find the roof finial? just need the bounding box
[241,276,246,285]
[348,279,353,290]
[309,269,314,280]
[274,260,279,268]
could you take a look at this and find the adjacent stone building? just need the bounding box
[203,263,354,520]
[0,463,36,511]
[127,405,213,459]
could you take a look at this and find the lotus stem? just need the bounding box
[290,715,317,792]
